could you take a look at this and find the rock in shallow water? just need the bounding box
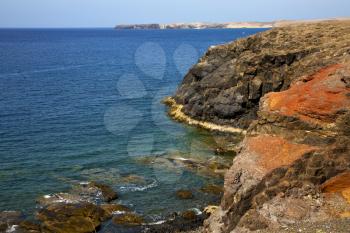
[36,202,109,233]
[200,184,224,196]
[100,203,131,216]
[88,181,118,202]
[181,210,198,220]
[176,190,194,199]
[112,213,145,227]
[37,181,118,207]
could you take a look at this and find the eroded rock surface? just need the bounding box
[203,61,350,233]
[172,20,350,129]
[169,20,350,233]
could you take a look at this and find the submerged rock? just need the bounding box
[176,190,194,199]
[100,203,130,216]
[136,153,232,179]
[181,210,197,220]
[200,184,224,196]
[145,210,208,233]
[37,181,118,208]
[37,193,82,206]
[119,174,147,185]
[88,182,118,202]
[112,213,145,227]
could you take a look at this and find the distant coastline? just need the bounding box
[115,22,274,30]
[115,18,350,29]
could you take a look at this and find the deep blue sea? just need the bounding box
[0,28,266,223]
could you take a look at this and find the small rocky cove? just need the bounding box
[1,19,350,233]
[0,133,238,233]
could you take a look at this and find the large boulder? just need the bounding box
[36,202,109,233]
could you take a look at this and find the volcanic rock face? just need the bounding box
[172,20,350,129]
[204,59,350,233]
[170,20,350,232]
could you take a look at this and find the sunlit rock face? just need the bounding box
[169,20,350,233]
[203,61,350,233]
[173,20,350,129]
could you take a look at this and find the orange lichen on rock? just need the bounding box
[264,64,350,126]
[322,172,350,204]
[246,134,317,173]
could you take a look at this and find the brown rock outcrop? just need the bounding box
[36,202,109,233]
[203,62,350,232]
[169,20,350,233]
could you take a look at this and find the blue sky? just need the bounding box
[0,0,349,28]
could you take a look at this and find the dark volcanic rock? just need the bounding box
[172,20,350,129]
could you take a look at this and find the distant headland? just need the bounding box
[115,18,349,29]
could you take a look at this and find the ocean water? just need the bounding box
[0,28,267,222]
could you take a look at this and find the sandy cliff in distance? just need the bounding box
[115,22,274,29]
[167,20,350,232]
[115,18,350,29]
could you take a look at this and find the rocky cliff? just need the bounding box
[168,20,350,232]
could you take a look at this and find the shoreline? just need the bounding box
[115,18,350,30]
[162,97,246,135]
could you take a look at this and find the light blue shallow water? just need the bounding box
[0,28,267,221]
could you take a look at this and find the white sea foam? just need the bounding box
[79,181,90,185]
[6,225,18,233]
[173,157,190,161]
[189,208,203,215]
[147,220,167,225]
[112,210,127,215]
[119,179,158,192]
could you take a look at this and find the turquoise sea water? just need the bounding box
[0,28,267,222]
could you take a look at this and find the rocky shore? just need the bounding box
[167,20,350,232]
[1,19,349,233]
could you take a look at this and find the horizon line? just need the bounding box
[1,17,349,29]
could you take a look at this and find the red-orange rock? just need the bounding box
[263,64,350,127]
[245,135,318,173]
[322,172,350,203]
